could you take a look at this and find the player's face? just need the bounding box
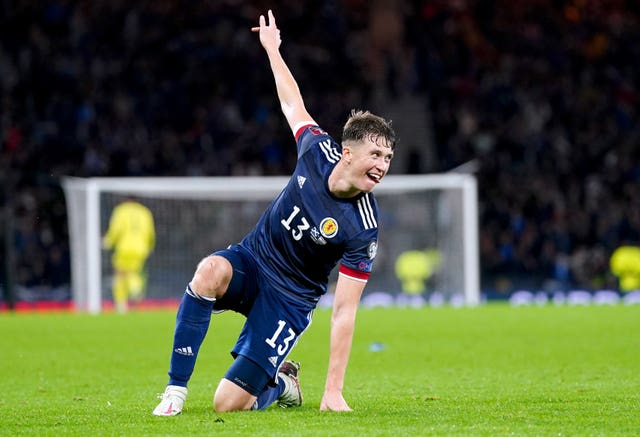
[346,135,394,193]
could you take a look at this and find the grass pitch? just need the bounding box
[1,303,638,436]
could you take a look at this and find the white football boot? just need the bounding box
[152,385,188,416]
[276,361,303,408]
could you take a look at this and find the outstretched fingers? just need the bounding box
[251,10,275,33]
[267,9,276,27]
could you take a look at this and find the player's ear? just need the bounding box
[341,144,352,163]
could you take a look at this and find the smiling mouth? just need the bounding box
[367,173,381,183]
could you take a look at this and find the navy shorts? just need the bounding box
[212,244,315,381]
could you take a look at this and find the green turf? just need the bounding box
[1,304,638,436]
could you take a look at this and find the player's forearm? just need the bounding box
[324,311,356,392]
[264,47,305,120]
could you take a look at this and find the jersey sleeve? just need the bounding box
[339,230,379,283]
[293,122,334,157]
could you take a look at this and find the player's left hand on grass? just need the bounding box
[320,391,353,412]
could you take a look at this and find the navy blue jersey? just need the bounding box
[240,124,379,304]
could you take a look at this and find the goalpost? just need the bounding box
[62,175,479,313]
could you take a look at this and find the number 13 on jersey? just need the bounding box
[281,205,310,241]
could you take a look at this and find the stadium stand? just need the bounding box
[1,0,639,305]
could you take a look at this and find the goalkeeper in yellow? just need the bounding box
[102,197,156,313]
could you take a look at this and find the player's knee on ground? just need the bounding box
[190,255,233,299]
[213,356,269,412]
[213,378,257,412]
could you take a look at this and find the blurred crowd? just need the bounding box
[1,0,638,301]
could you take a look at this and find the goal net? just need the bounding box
[62,175,479,313]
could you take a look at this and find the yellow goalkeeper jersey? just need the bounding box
[103,200,156,259]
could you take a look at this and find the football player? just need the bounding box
[103,197,155,313]
[153,9,395,416]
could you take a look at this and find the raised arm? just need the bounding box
[252,10,315,133]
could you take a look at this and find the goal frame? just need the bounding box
[62,175,479,313]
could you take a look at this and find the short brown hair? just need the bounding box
[342,110,396,150]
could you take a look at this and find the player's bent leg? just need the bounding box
[215,354,268,412]
[213,378,258,412]
[154,249,258,416]
[190,255,234,299]
[216,355,303,411]
[153,283,217,416]
[161,256,233,391]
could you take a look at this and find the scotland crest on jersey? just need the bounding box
[319,217,338,239]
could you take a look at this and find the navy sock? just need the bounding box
[167,286,214,386]
[253,375,286,410]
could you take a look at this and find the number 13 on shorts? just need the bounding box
[265,320,296,356]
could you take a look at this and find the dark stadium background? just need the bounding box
[1,0,638,308]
